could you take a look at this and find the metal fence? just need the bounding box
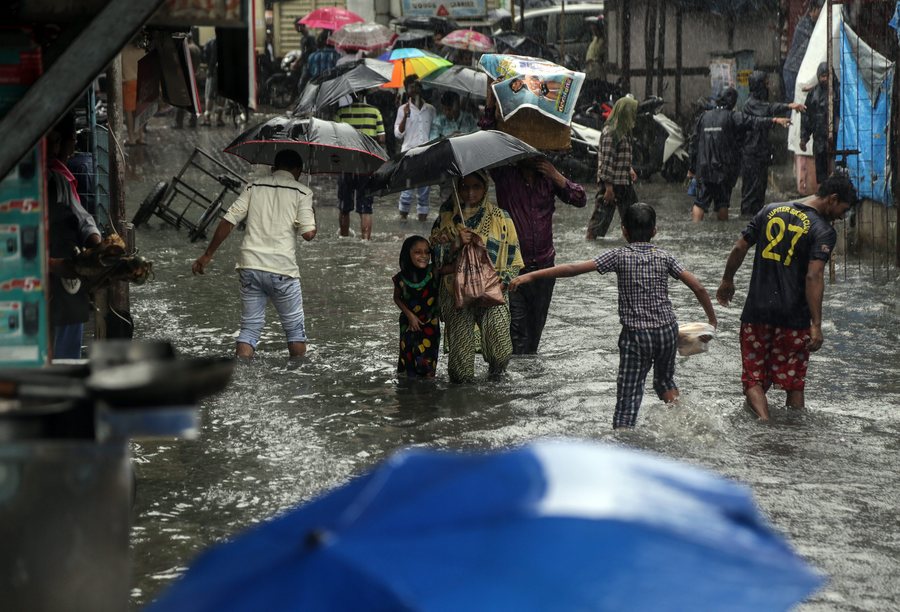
[824,0,898,281]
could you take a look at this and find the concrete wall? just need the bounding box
[605,1,783,121]
[853,199,897,253]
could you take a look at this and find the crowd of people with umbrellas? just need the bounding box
[192,5,856,428]
[196,9,601,387]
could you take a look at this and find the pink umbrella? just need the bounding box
[299,7,364,32]
[440,29,494,53]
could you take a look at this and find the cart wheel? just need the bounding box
[132,181,168,227]
[189,200,224,243]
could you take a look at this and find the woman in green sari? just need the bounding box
[431,171,524,383]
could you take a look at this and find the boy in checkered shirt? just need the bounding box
[510,203,717,428]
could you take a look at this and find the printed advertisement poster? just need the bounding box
[709,57,736,101]
[479,54,585,126]
[401,0,486,19]
[1,36,47,366]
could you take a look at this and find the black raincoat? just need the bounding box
[690,90,773,185]
[800,63,840,155]
[741,71,792,165]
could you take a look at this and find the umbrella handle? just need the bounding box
[451,180,464,219]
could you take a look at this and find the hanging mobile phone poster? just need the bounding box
[0,35,48,366]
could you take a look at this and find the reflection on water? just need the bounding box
[127,122,900,610]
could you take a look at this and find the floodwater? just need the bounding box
[125,119,900,610]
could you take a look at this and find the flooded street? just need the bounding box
[126,120,899,610]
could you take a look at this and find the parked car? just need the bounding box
[507,2,605,65]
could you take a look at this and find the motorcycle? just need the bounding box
[571,80,624,131]
[631,96,690,182]
[546,121,601,184]
[563,92,689,184]
[262,50,303,108]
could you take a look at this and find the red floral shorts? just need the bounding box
[740,323,810,393]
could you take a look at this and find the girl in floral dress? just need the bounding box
[392,235,441,378]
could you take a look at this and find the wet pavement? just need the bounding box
[125,115,900,610]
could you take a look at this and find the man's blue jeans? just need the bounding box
[398,186,430,216]
[237,269,307,349]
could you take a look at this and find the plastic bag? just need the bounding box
[453,234,505,309]
[677,322,715,357]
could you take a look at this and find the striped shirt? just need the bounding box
[594,243,685,330]
[333,103,385,137]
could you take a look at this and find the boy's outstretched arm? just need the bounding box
[509,260,597,292]
[717,237,751,306]
[679,270,717,329]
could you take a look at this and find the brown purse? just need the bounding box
[453,234,506,309]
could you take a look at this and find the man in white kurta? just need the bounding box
[394,75,436,221]
[192,150,317,358]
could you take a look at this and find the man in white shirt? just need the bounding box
[394,75,436,221]
[192,150,317,359]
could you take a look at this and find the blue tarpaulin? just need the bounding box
[890,2,900,45]
[837,23,894,206]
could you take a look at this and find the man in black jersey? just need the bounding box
[716,173,856,421]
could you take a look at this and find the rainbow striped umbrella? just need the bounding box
[381,48,452,89]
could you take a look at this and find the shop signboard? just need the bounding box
[401,0,487,19]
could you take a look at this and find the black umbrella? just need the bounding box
[294,58,394,115]
[394,29,433,47]
[423,65,489,99]
[493,30,557,62]
[368,130,540,196]
[224,116,386,175]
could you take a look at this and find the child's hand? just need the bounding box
[406,312,422,332]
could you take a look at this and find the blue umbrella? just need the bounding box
[384,47,445,61]
[147,440,823,612]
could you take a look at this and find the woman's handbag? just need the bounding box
[453,234,506,309]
